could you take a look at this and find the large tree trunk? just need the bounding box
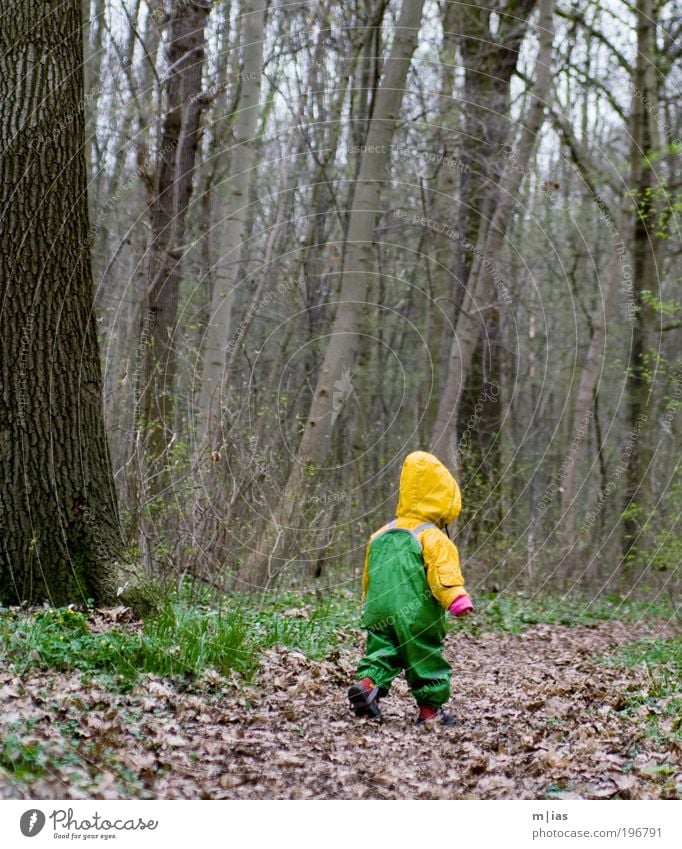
[430,0,556,470]
[138,0,211,496]
[621,0,664,560]
[0,0,147,609]
[237,0,426,589]
[454,0,536,506]
[456,0,538,285]
[418,2,535,522]
[198,0,267,449]
[426,0,535,518]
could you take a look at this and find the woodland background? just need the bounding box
[0,0,680,801]
[82,0,680,598]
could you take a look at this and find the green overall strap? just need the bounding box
[371,519,437,552]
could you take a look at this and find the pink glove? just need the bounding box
[448,594,474,617]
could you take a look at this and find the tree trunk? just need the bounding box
[198,0,267,449]
[622,0,664,560]
[560,199,631,545]
[82,0,106,192]
[456,0,538,287]
[430,0,556,470]
[417,0,462,439]
[289,0,425,472]
[138,0,211,495]
[238,0,426,589]
[0,0,148,609]
[447,1,537,534]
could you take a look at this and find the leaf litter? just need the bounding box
[0,615,679,800]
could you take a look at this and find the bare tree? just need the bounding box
[138,0,212,497]
[430,0,557,470]
[621,0,666,559]
[198,0,267,449]
[238,0,427,589]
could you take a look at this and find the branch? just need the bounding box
[549,105,605,206]
[119,1,163,90]
[556,5,633,75]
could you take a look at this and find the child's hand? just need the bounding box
[448,594,474,617]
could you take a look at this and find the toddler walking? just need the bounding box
[348,451,473,724]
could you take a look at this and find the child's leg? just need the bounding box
[400,629,451,708]
[356,629,403,696]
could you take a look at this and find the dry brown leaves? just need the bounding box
[0,618,680,800]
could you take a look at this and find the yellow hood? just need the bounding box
[396,451,461,526]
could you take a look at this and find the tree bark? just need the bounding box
[443,1,536,534]
[430,0,556,470]
[237,0,426,589]
[0,0,148,609]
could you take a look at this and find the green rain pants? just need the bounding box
[356,526,451,707]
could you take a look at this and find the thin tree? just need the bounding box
[559,197,630,546]
[138,0,212,497]
[430,0,557,470]
[238,0,427,589]
[621,0,666,559]
[198,0,267,449]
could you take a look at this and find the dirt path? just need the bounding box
[1,620,680,799]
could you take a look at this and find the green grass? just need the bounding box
[608,635,682,705]
[0,587,676,690]
[139,602,255,678]
[603,635,682,750]
[614,634,682,672]
[0,590,361,690]
[0,607,138,680]
[448,591,678,636]
[0,726,48,780]
[245,592,359,658]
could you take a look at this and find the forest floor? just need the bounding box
[0,605,680,800]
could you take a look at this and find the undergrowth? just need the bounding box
[604,635,682,746]
[448,591,678,636]
[0,587,677,690]
[0,590,358,690]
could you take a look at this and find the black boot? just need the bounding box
[348,681,382,718]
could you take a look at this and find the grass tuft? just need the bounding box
[0,590,361,689]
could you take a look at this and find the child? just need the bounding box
[348,451,473,725]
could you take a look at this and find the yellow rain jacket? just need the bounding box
[362,450,468,609]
